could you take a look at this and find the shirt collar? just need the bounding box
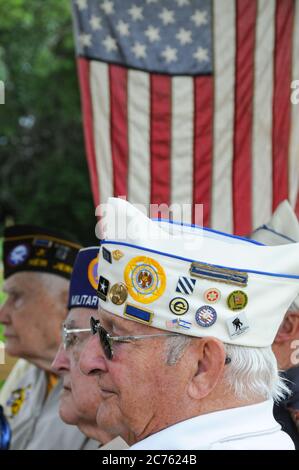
[130,400,280,450]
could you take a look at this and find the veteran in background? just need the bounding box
[80,198,299,450]
[52,246,129,449]
[0,225,88,449]
[251,200,299,449]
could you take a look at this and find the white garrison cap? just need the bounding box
[97,198,299,347]
[250,200,299,311]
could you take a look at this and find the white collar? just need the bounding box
[130,400,280,450]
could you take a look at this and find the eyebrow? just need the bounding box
[64,319,76,329]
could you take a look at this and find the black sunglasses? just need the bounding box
[90,316,179,360]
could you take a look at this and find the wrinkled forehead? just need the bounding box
[66,307,98,328]
[3,271,42,293]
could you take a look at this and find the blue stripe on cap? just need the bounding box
[124,304,153,324]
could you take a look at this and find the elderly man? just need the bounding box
[0,225,88,449]
[79,198,299,450]
[52,246,130,449]
[250,200,299,448]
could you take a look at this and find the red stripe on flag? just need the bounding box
[109,65,128,198]
[272,0,294,211]
[192,76,214,227]
[77,58,100,206]
[233,0,257,235]
[150,75,171,207]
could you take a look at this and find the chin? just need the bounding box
[59,404,79,426]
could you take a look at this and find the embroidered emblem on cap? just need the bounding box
[124,303,153,325]
[124,256,166,304]
[195,305,217,328]
[190,261,248,287]
[33,238,52,248]
[88,256,99,290]
[97,276,110,301]
[112,249,124,261]
[166,318,192,330]
[176,277,196,295]
[204,288,221,304]
[55,245,71,261]
[7,244,30,266]
[102,247,112,264]
[227,290,248,311]
[226,311,249,338]
[169,297,189,315]
[109,283,128,305]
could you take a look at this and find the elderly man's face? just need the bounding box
[52,308,100,426]
[0,272,67,367]
[79,308,193,443]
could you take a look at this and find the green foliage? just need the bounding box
[0,0,97,246]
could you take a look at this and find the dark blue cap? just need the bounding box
[68,247,100,310]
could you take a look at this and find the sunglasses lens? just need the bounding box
[90,317,113,359]
[99,328,113,360]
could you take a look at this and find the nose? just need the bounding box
[51,343,70,376]
[79,333,108,376]
[0,300,10,325]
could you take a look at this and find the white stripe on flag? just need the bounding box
[90,61,113,205]
[211,0,235,233]
[289,0,299,209]
[127,69,151,207]
[171,76,194,220]
[252,0,275,230]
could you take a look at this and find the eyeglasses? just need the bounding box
[90,316,179,360]
[62,324,91,350]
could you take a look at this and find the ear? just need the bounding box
[188,337,226,400]
[274,313,299,344]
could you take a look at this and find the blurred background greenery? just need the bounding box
[0,0,97,246]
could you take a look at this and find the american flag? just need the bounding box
[72,0,299,235]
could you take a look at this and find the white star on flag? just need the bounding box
[89,15,102,31]
[132,42,147,59]
[159,8,175,25]
[79,33,92,48]
[128,5,143,21]
[193,46,209,62]
[103,35,117,52]
[145,25,160,42]
[101,0,114,15]
[116,20,130,36]
[176,0,190,6]
[176,28,192,45]
[191,9,208,27]
[76,0,87,10]
[162,46,177,63]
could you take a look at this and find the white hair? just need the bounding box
[36,272,69,302]
[165,336,290,403]
[287,299,299,314]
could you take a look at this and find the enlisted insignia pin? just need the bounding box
[87,256,99,290]
[227,290,248,311]
[55,245,71,261]
[169,297,189,316]
[7,244,30,267]
[124,256,166,304]
[97,276,110,301]
[195,305,217,328]
[204,288,221,304]
[7,385,32,418]
[102,247,112,264]
[112,249,124,261]
[124,303,153,325]
[109,283,128,305]
[33,238,52,248]
[226,311,249,338]
[190,261,248,287]
[176,277,196,295]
